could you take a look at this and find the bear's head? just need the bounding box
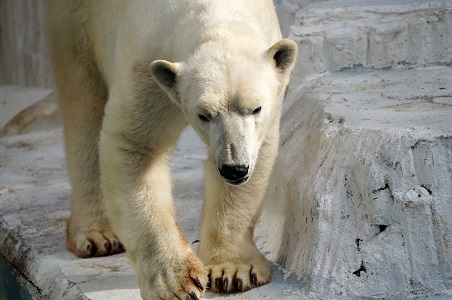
[150,38,297,185]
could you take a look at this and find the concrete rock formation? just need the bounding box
[291,0,452,81]
[256,0,452,298]
[258,67,452,298]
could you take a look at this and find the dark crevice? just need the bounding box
[355,238,362,252]
[373,183,390,193]
[421,184,433,195]
[379,224,388,233]
[353,261,367,277]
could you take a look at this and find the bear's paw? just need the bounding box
[136,251,208,300]
[66,218,124,258]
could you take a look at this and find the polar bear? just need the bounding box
[47,0,297,299]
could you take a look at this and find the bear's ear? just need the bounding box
[150,60,182,103]
[266,38,298,73]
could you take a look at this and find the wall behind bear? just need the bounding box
[0,0,325,88]
[275,0,329,36]
[0,0,53,88]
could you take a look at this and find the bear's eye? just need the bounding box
[252,106,262,115]
[198,114,210,122]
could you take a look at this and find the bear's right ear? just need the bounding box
[150,60,182,104]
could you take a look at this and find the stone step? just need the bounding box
[257,66,452,298]
[290,0,452,81]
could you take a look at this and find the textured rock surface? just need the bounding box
[290,0,452,82]
[254,2,452,296]
[257,67,452,298]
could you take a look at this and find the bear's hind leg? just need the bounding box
[50,51,123,258]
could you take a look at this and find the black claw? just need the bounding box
[215,277,222,292]
[236,278,243,291]
[251,273,258,285]
[118,241,125,251]
[206,273,211,289]
[223,277,229,292]
[104,241,111,252]
[193,277,204,292]
[189,292,199,300]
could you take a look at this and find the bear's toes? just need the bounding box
[102,230,125,253]
[207,262,271,294]
[138,251,207,300]
[247,263,271,288]
[68,230,124,258]
[69,236,94,258]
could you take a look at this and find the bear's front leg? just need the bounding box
[99,99,207,299]
[100,137,207,299]
[198,141,277,293]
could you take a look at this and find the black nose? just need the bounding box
[219,165,249,185]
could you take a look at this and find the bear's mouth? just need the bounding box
[224,176,250,185]
[217,164,251,185]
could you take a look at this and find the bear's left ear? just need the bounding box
[266,38,298,73]
[150,60,183,105]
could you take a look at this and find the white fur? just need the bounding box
[47,0,297,298]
